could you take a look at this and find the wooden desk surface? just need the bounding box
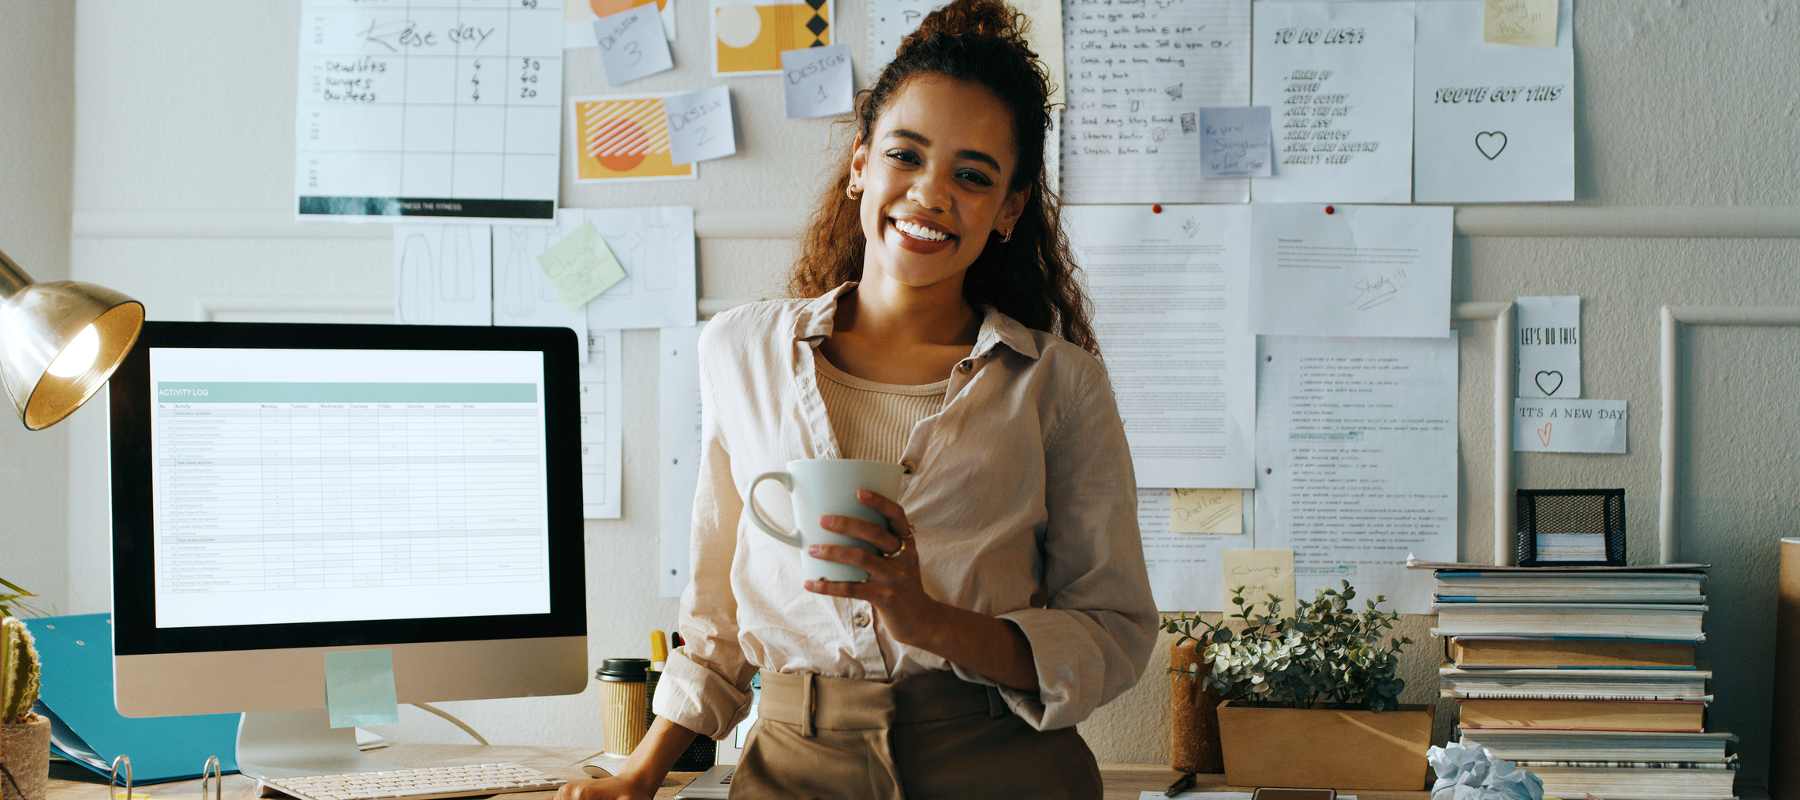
[45,744,1429,800]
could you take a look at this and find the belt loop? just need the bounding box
[986,686,1007,719]
[800,673,817,738]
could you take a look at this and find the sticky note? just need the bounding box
[324,649,399,729]
[1484,0,1557,47]
[1169,489,1243,534]
[664,86,736,164]
[1199,107,1273,179]
[594,4,674,85]
[537,223,627,310]
[782,45,853,119]
[1513,398,1628,454]
[1222,549,1295,617]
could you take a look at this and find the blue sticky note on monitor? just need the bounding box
[323,649,399,728]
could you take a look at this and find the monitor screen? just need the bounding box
[148,347,552,628]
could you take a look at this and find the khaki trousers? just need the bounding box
[730,670,1104,799]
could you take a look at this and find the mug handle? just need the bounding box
[746,471,803,548]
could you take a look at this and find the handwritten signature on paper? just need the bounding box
[1351,269,1407,311]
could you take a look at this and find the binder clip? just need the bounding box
[109,754,133,800]
[200,755,223,800]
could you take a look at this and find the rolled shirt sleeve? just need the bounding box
[956,361,1160,730]
[651,332,758,741]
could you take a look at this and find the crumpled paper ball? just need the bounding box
[1427,742,1545,800]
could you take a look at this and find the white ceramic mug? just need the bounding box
[746,458,904,583]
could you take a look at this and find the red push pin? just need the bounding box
[1151,204,1163,214]
[1324,205,1335,215]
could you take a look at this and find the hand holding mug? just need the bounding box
[803,489,940,646]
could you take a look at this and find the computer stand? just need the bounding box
[237,710,372,779]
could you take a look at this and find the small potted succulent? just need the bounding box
[0,615,47,800]
[1204,581,1431,790]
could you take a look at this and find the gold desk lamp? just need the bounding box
[0,248,145,430]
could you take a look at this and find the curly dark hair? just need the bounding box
[784,0,1098,357]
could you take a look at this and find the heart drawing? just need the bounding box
[1537,421,1554,447]
[1534,370,1565,396]
[1475,131,1508,160]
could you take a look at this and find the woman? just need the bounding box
[558,1,1157,796]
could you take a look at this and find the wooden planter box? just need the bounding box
[1217,701,1433,790]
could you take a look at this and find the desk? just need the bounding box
[43,744,1431,800]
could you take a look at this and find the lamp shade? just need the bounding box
[0,250,145,431]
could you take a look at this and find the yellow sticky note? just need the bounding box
[1222,549,1296,617]
[1484,0,1557,47]
[1169,489,1243,534]
[537,223,627,310]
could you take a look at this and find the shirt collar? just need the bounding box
[792,282,1042,361]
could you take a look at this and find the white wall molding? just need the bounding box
[1658,305,1800,563]
[73,206,1800,242]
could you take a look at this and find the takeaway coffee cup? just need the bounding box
[746,458,905,583]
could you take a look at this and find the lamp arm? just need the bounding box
[0,249,31,298]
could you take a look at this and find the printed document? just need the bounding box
[581,330,625,519]
[1061,0,1251,204]
[659,324,706,598]
[1515,294,1580,398]
[1249,204,1452,339]
[1066,205,1256,488]
[1255,335,1459,613]
[296,0,563,222]
[1251,1,1415,203]
[1415,0,1573,202]
[393,225,493,325]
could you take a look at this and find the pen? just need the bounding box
[649,629,668,672]
[1164,772,1196,798]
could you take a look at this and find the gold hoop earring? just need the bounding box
[847,183,862,200]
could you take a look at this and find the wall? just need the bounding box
[0,0,75,615]
[58,0,1800,787]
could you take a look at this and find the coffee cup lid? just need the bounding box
[596,657,651,682]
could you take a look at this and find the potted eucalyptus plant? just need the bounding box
[1200,581,1431,791]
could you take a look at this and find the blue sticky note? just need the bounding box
[323,649,399,728]
[1199,106,1274,178]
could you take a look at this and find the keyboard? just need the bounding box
[259,762,567,800]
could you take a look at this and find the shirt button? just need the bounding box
[958,361,973,372]
[852,611,871,628]
[900,460,915,475]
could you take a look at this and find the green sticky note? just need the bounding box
[324,649,399,729]
[537,222,627,310]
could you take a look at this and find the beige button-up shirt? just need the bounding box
[652,283,1158,738]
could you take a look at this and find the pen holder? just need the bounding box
[644,670,717,771]
[597,659,652,757]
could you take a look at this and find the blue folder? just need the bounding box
[23,613,241,784]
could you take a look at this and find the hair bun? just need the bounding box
[901,0,1032,53]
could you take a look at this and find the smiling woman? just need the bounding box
[554,2,1158,799]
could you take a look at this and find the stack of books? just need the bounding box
[1413,561,1737,800]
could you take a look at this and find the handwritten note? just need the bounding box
[1516,295,1580,399]
[1251,1,1414,204]
[1222,549,1295,617]
[1171,489,1243,534]
[1514,398,1627,454]
[296,0,563,222]
[664,86,737,164]
[1249,204,1453,339]
[782,45,853,118]
[1061,0,1251,204]
[595,4,674,85]
[1485,0,1557,47]
[1140,490,1254,612]
[868,0,947,72]
[538,223,627,310]
[1199,106,1272,178]
[1415,0,1573,202]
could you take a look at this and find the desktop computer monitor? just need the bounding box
[106,322,588,777]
